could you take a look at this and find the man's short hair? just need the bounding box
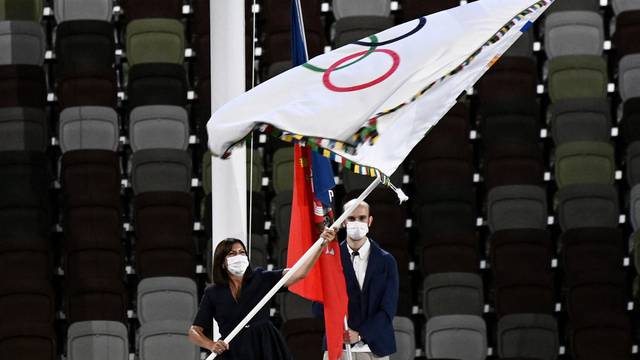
[343,199,370,213]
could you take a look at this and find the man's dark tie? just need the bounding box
[351,251,360,262]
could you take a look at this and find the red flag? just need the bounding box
[287,144,348,360]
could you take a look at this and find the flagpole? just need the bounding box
[206,176,382,360]
[343,317,354,360]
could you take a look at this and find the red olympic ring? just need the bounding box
[322,49,400,92]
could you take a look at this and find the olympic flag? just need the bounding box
[207,0,553,181]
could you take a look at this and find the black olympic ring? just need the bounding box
[353,17,427,47]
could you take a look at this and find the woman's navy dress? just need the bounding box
[192,268,292,360]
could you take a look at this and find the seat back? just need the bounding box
[59,107,119,152]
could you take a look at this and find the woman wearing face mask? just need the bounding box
[189,228,336,359]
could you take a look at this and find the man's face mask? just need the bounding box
[346,221,369,240]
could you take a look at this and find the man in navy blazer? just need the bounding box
[315,199,399,359]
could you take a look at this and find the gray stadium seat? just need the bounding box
[422,273,484,319]
[138,320,199,360]
[67,321,128,360]
[487,185,548,232]
[556,184,619,231]
[333,16,394,48]
[279,292,313,322]
[549,98,611,145]
[391,316,415,360]
[627,142,640,186]
[547,0,600,13]
[618,54,640,101]
[544,11,604,58]
[630,184,640,231]
[59,106,119,152]
[497,314,559,360]
[332,0,390,19]
[250,233,268,268]
[0,21,45,65]
[613,0,640,14]
[130,149,192,194]
[272,191,293,260]
[425,315,487,360]
[272,147,294,193]
[129,105,189,151]
[0,107,47,151]
[137,277,198,324]
[54,0,113,22]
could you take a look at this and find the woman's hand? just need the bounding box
[209,340,229,355]
[320,227,337,247]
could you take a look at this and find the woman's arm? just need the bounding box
[283,227,337,286]
[188,325,228,354]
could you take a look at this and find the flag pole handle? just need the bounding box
[344,317,353,360]
[206,176,382,360]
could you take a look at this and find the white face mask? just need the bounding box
[226,255,249,276]
[346,221,369,241]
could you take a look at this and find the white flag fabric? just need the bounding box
[208,0,553,179]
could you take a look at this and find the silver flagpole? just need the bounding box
[207,176,382,360]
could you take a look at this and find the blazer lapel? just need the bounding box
[341,242,361,292]
[361,240,381,293]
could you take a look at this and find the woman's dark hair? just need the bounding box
[212,238,252,285]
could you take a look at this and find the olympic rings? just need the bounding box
[303,35,379,73]
[322,49,400,92]
[354,17,426,47]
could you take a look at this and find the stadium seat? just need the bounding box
[282,318,325,360]
[61,150,120,208]
[333,16,394,47]
[415,184,476,235]
[0,279,55,323]
[554,141,615,188]
[67,321,128,360]
[566,271,627,319]
[125,19,185,66]
[421,232,479,274]
[477,56,537,104]
[555,184,619,231]
[134,191,195,278]
[57,67,117,109]
[0,107,47,151]
[484,142,544,190]
[59,107,119,152]
[54,0,113,22]
[505,28,535,58]
[480,98,539,146]
[425,315,487,360]
[546,0,599,12]
[392,316,415,360]
[0,21,46,65]
[63,216,123,277]
[621,98,640,146]
[343,169,403,194]
[561,227,624,283]
[487,185,548,232]
[0,65,46,108]
[121,0,183,21]
[127,63,188,108]
[139,320,199,360]
[191,0,210,36]
[0,233,51,280]
[0,0,43,21]
[246,149,264,193]
[613,10,640,59]
[0,323,56,360]
[129,105,189,151]
[272,146,294,193]
[618,54,640,101]
[399,0,460,21]
[490,229,553,280]
[549,98,611,144]
[544,11,604,58]
[273,191,293,256]
[613,0,640,14]
[569,313,632,360]
[0,150,50,213]
[130,149,192,194]
[497,314,559,360]
[494,276,555,317]
[55,20,115,75]
[547,55,608,101]
[65,276,127,323]
[137,277,198,324]
[332,0,390,19]
[250,233,269,269]
[279,292,313,322]
[631,185,640,228]
[422,272,484,318]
